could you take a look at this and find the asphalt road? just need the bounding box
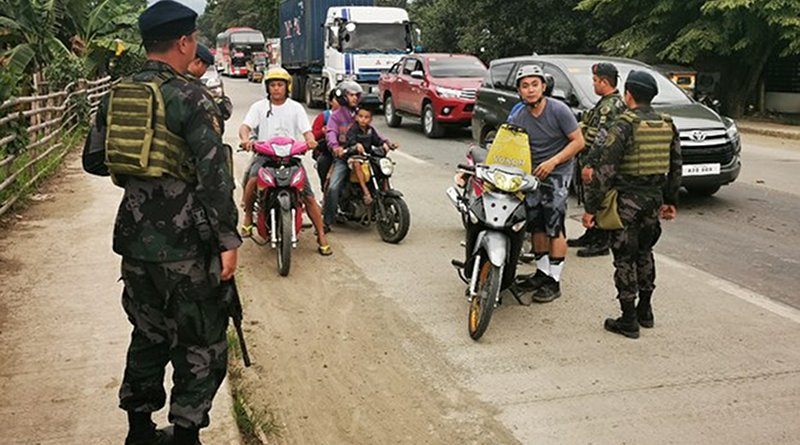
[219,77,800,444]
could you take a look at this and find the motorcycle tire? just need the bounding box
[377,196,410,244]
[469,256,501,341]
[277,208,292,277]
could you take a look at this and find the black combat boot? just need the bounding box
[604,299,640,339]
[567,229,593,248]
[637,290,654,328]
[576,242,610,257]
[174,425,202,445]
[125,412,173,445]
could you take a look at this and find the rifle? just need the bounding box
[221,276,251,367]
[191,206,251,367]
[575,156,585,206]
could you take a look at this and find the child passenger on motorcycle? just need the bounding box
[343,107,398,205]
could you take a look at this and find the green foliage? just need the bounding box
[43,53,87,90]
[411,0,607,62]
[199,0,281,44]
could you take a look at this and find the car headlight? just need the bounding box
[492,170,524,193]
[379,157,394,176]
[725,121,739,141]
[435,86,462,99]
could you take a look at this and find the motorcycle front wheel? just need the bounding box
[469,257,501,341]
[377,195,410,244]
[277,208,292,276]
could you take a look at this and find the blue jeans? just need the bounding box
[323,159,348,226]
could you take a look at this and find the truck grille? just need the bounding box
[679,128,735,165]
[460,88,477,100]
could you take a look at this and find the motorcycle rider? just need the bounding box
[238,67,332,255]
[322,80,363,231]
[511,65,585,303]
[311,89,340,191]
[344,106,398,204]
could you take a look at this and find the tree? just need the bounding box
[577,0,800,117]
[198,0,281,44]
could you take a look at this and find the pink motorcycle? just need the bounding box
[251,136,309,276]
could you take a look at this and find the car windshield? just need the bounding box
[342,23,407,53]
[428,57,487,78]
[564,61,693,106]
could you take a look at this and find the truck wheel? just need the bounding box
[291,74,304,102]
[384,96,402,127]
[305,78,321,109]
[422,103,444,138]
[686,185,721,197]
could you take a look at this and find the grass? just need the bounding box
[226,330,283,444]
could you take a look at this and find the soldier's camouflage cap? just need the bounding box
[196,44,214,65]
[138,0,197,41]
[592,63,618,81]
[625,70,659,96]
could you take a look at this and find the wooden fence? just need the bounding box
[0,76,114,218]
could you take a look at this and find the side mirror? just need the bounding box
[411,70,424,80]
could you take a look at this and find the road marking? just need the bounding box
[392,150,429,165]
[658,254,800,324]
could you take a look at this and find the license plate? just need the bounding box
[682,163,720,176]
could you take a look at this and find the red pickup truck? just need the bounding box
[378,53,487,138]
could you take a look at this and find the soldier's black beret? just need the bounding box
[138,0,197,41]
[196,44,214,65]
[625,70,659,96]
[592,62,618,80]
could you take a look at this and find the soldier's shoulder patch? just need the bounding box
[210,114,222,135]
[599,105,611,115]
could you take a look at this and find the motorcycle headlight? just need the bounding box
[379,157,394,176]
[492,170,524,193]
[435,86,462,99]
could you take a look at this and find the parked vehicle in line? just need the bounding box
[334,146,410,244]
[200,65,224,98]
[216,27,266,77]
[249,137,311,276]
[247,55,267,83]
[279,0,420,108]
[471,55,742,196]
[378,53,487,138]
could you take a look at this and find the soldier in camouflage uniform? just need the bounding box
[90,2,241,444]
[187,43,233,126]
[582,70,681,339]
[568,63,626,257]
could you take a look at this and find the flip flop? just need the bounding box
[240,224,253,238]
[318,244,333,256]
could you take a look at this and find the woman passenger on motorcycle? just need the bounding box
[344,106,398,205]
[311,89,340,191]
[238,67,332,255]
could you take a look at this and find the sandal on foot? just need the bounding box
[318,244,333,256]
[240,224,253,238]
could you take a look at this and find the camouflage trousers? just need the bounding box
[118,256,228,429]
[608,194,662,302]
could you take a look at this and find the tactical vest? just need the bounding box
[618,110,672,176]
[104,73,193,185]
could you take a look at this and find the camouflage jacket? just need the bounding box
[584,105,682,214]
[580,91,626,168]
[97,60,241,262]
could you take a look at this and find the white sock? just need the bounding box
[549,258,565,282]
[536,254,551,276]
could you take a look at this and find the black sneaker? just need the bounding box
[515,270,550,291]
[577,243,610,257]
[531,278,561,303]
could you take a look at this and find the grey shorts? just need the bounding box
[526,173,571,238]
[248,154,314,198]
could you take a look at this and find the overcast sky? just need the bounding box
[148,0,206,15]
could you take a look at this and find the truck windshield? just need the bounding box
[566,62,692,106]
[429,57,487,78]
[342,23,407,53]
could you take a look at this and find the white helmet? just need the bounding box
[515,64,546,87]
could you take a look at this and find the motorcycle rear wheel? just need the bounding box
[377,195,410,244]
[277,208,292,277]
[468,258,500,341]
